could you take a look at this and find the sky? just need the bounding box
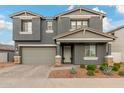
[0,5,124,45]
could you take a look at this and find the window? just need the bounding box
[85,44,96,57]
[22,20,32,33]
[77,21,82,28]
[70,20,88,30]
[71,21,76,29]
[46,21,53,33]
[82,20,88,27]
[47,21,53,30]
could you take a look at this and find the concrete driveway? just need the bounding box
[0,65,124,88]
[0,64,50,78]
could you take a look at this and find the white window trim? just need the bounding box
[70,20,88,31]
[19,31,32,34]
[21,20,32,34]
[71,21,76,30]
[69,28,75,31]
[82,20,88,27]
[46,30,54,33]
[84,57,98,60]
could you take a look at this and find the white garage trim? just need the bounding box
[18,44,57,47]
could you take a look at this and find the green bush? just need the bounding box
[86,64,96,71]
[103,66,112,75]
[87,70,94,76]
[113,63,121,69]
[70,67,77,74]
[118,71,124,76]
[80,64,85,68]
[112,65,120,71]
[99,63,108,71]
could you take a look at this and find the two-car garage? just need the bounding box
[21,46,56,64]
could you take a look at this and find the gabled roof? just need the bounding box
[54,7,106,18]
[10,10,44,18]
[54,27,115,40]
[0,44,14,51]
[107,25,124,34]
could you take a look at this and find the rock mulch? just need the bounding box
[0,63,14,69]
[49,64,124,78]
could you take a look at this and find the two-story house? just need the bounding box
[10,7,115,65]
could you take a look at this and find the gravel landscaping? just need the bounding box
[0,63,14,69]
[49,63,124,78]
[49,68,121,78]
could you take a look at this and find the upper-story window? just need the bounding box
[82,21,88,27]
[21,20,32,34]
[46,21,53,33]
[71,21,76,29]
[70,20,88,30]
[77,21,82,29]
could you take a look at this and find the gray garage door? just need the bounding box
[22,47,56,64]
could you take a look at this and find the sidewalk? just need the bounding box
[0,78,124,88]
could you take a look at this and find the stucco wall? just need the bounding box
[111,28,124,62]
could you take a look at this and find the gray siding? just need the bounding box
[41,19,57,44]
[73,43,106,64]
[13,11,103,43]
[57,17,70,34]
[13,18,41,41]
[89,17,103,31]
[14,19,57,46]
[57,16,103,34]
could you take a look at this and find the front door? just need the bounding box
[63,46,72,64]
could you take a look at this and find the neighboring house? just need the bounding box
[0,44,14,63]
[10,7,115,65]
[108,25,124,63]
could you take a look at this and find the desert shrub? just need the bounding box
[87,70,94,76]
[118,71,124,76]
[80,64,85,68]
[70,67,77,74]
[112,65,120,71]
[113,63,121,69]
[86,64,96,71]
[99,63,108,71]
[103,66,112,75]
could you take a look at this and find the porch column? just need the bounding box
[108,42,112,55]
[55,42,62,66]
[105,42,113,66]
[56,42,61,55]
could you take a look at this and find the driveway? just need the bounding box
[0,64,51,78]
[0,65,124,88]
